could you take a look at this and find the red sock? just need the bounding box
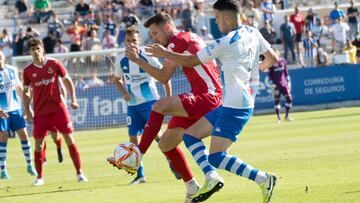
[42,142,46,160]
[68,144,82,174]
[34,151,44,179]
[164,147,193,182]
[55,138,62,149]
[138,111,164,154]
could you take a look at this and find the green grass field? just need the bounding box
[1,107,360,203]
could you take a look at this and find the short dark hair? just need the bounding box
[125,26,140,36]
[213,0,241,13]
[27,38,43,49]
[143,12,172,28]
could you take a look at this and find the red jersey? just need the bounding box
[167,32,222,95]
[23,58,67,116]
[290,13,305,34]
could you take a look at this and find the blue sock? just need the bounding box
[209,152,267,184]
[21,140,32,165]
[0,142,7,171]
[183,134,215,176]
[137,163,144,178]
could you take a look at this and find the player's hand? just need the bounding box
[71,101,79,110]
[145,43,167,57]
[24,109,34,124]
[0,110,9,119]
[122,92,131,102]
[125,46,139,62]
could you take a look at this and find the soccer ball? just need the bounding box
[113,142,141,171]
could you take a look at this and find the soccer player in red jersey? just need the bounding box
[124,12,222,202]
[22,38,88,186]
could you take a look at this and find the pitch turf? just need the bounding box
[1,107,359,203]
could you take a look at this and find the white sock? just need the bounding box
[185,178,200,194]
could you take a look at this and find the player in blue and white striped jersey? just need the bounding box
[145,1,279,202]
[0,51,37,179]
[111,26,172,184]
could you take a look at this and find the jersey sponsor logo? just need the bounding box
[47,67,54,74]
[167,43,175,51]
[34,77,55,86]
[0,82,15,90]
[32,73,37,78]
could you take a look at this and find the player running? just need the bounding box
[109,26,177,184]
[124,12,222,202]
[22,38,88,186]
[145,0,278,202]
[0,51,37,179]
[268,57,293,123]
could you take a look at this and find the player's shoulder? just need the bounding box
[46,57,61,64]
[23,61,35,72]
[4,64,18,72]
[167,32,189,49]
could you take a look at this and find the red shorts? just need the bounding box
[168,92,221,129]
[33,107,73,139]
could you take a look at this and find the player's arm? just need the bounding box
[259,49,278,71]
[145,43,202,68]
[62,75,78,110]
[163,80,172,97]
[22,86,33,123]
[113,76,131,102]
[126,46,177,83]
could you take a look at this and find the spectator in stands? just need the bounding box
[138,0,154,18]
[310,18,327,48]
[67,19,86,52]
[121,10,139,28]
[343,39,357,64]
[83,29,101,51]
[316,48,329,66]
[31,0,54,23]
[352,32,360,63]
[0,29,12,60]
[329,1,345,24]
[199,26,214,41]
[89,0,100,12]
[42,31,56,54]
[102,14,117,37]
[75,0,90,17]
[194,0,207,34]
[260,0,276,25]
[22,27,39,55]
[302,30,317,67]
[84,73,105,89]
[305,8,320,31]
[15,28,25,56]
[102,29,117,49]
[329,16,350,52]
[15,0,31,18]
[48,14,64,40]
[83,10,99,30]
[290,5,305,58]
[181,0,195,32]
[347,0,359,41]
[260,20,277,45]
[54,39,68,53]
[280,15,296,63]
[75,75,87,90]
[244,1,260,28]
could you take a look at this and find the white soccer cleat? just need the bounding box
[129,176,146,185]
[185,181,201,203]
[191,176,224,202]
[77,174,89,182]
[32,178,44,186]
[259,173,277,203]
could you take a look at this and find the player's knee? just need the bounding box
[158,138,168,152]
[63,134,75,146]
[285,96,292,104]
[0,133,8,142]
[152,100,166,113]
[208,152,224,168]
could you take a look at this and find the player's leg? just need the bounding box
[0,128,10,179]
[158,127,201,203]
[182,107,224,202]
[203,108,276,203]
[138,95,188,154]
[33,137,45,186]
[16,128,36,176]
[49,130,63,163]
[55,108,87,182]
[282,86,293,121]
[9,110,36,176]
[273,86,282,123]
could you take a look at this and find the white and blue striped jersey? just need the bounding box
[114,49,162,106]
[197,25,271,109]
[0,65,21,112]
[303,38,317,59]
